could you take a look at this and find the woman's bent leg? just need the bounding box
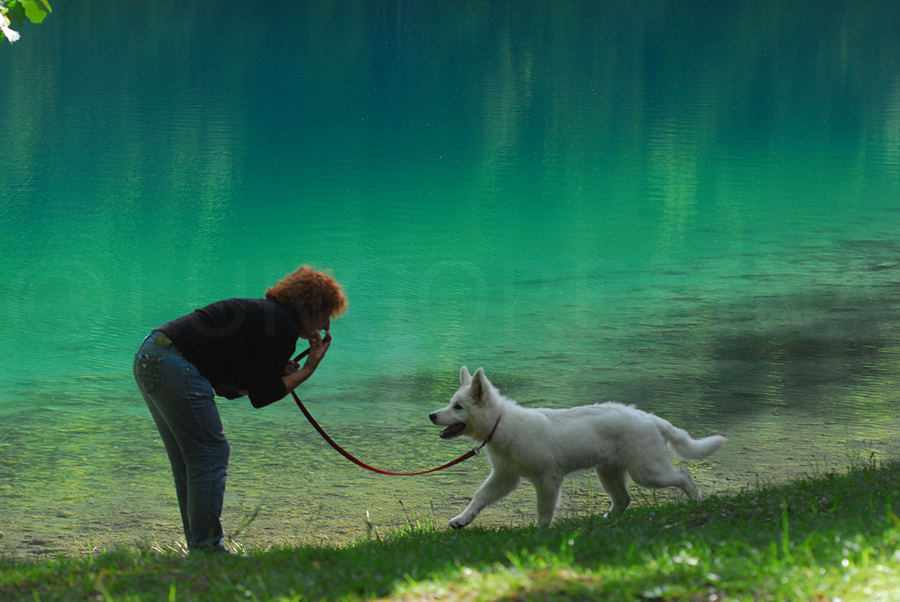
[135,338,230,553]
[144,398,193,546]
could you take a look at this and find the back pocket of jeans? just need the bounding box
[136,354,161,393]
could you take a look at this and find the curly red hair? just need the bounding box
[265,265,348,320]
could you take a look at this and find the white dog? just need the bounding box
[429,366,726,528]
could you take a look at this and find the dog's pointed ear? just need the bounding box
[460,366,472,386]
[470,367,487,405]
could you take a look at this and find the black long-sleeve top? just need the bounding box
[156,298,302,408]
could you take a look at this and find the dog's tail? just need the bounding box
[653,416,726,460]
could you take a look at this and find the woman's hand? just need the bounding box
[282,328,332,394]
[304,328,332,373]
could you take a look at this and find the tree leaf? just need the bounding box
[5,1,27,25]
[20,0,49,24]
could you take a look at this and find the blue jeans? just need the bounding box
[134,332,230,553]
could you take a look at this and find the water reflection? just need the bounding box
[2,0,900,558]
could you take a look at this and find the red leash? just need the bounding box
[290,348,498,476]
[291,390,498,475]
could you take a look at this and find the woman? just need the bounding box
[133,265,348,553]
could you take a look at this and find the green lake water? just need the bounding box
[1,1,899,558]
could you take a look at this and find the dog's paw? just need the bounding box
[449,514,472,529]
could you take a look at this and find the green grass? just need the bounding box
[3,460,900,601]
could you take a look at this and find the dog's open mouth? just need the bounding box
[439,423,467,439]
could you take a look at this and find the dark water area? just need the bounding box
[1,1,899,558]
